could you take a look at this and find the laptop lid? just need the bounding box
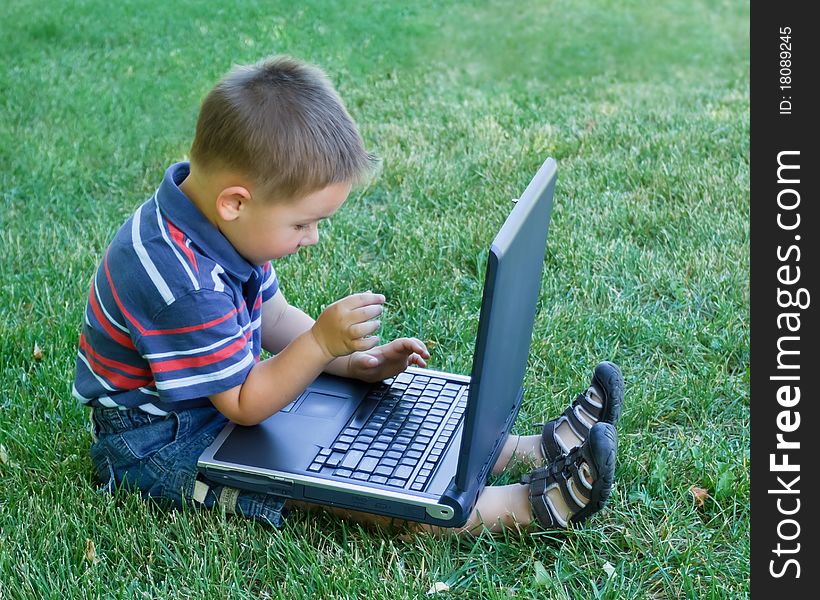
[455,157,557,491]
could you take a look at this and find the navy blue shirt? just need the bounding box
[73,162,279,415]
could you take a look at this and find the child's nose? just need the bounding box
[301,224,319,247]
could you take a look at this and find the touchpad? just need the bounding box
[294,391,346,419]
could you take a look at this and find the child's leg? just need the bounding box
[491,434,545,475]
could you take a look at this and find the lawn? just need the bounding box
[0,0,749,597]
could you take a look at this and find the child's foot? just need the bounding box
[521,422,617,529]
[540,361,624,464]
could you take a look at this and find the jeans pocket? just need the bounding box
[118,413,180,461]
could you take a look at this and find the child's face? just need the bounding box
[229,181,351,265]
[223,183,351,265]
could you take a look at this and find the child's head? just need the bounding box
[190,55,377,202]
[183,56,377,264]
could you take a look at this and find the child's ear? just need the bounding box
[215,186,251,221]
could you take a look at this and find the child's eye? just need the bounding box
[294,224,308,231]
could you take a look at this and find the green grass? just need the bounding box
[0,0,749,597]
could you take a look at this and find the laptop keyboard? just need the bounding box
[306,372,468,491]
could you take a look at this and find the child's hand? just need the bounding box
[348,337,431,383]
[310,292,385,360]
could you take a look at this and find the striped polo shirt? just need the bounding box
[73,162,278,415]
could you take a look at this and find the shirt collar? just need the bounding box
[155,162,256,282]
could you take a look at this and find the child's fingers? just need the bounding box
[353,335,380,352]
[343,291,386,310]
[349,303,383,323]
[408,353,427,368]
[349,320,381,338]
[396,337,430,358]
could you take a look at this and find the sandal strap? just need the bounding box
[522,468,559,529]
[522,449,592,528]
[539,389,604,462]
[573,389,603,420]
[563,405,592,439]
[540,419,564,461]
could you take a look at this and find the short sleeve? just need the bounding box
[132,289,254,403]
[260,261,279,303]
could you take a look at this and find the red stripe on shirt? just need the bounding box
[104,250,239,336]
[149,330,252,373]
[79,333,151,377]
[87,281,137,350]
[80,348,153,388]
[166,218,198,273]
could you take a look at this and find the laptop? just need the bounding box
[198,157,557,528]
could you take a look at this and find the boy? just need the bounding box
[74,55,623,536]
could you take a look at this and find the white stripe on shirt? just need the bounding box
[142,321,251,360]
[76,352,117,392]
[132,196,175,305]
[154,351,255,391]
[94,269,129,332]
[211,264,225,292]
[259,266,277,293]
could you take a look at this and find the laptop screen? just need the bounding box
[455,158,557,491]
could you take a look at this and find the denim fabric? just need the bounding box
[89,405,288,528]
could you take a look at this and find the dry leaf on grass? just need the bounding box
[426,581,449,595]
[33,342,43,361]
[85,538,100,564]
[689,485,710,508]
[603,561,616,579]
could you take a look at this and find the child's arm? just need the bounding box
[209,291,384,426]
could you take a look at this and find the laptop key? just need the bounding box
[340,450,364,470]
[387,478,407,487]
[307,462,322,472]
[369,475,388,484]
[326,452,346,467]
[373,465,393,477]
[393,465,414,480]
[334,468,353,477]
[351,472,369,481]
[395,372,414,384]
[356,456,379,473]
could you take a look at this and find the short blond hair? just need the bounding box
[190,55,378,201]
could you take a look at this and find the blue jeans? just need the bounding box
[89,405,288,528]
